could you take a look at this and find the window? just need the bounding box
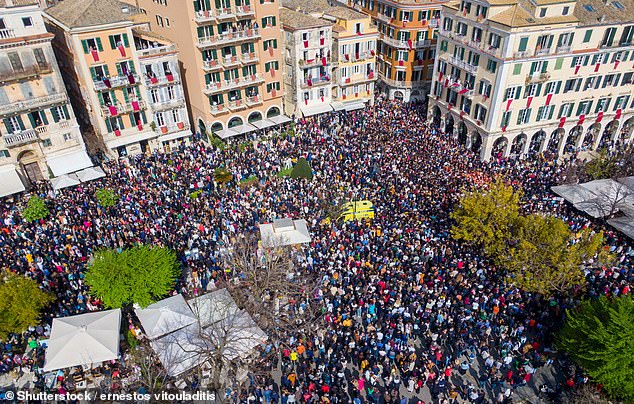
[603,74,617,87]
[474,104,487,121]
[51,106,69,121]
[461,97,472,114]
[0,18,5,30]
[524,83,539,98]
[22,17,33,27]
[33,48,47,68]
[6,116,24,133]
[156,15,164,26]
[355,23,363,34]
[500,111,511,128]
[559,103,573,118]
[266,82,280,93]
[151,89,160,103]
[517,108,531,124]
[456,22,468,36]
[536,105,555,121]
[564,78,581,92]
[7,52,23,72]
[513,64,522,75]
[302,32,310,41]
[614,95,630,110]
[488,33,501,49]
[545,81,561,94]
[165,18,170,27]
[562,6,569,15]
[0,150,9,158]
[166,86,175,100]
[171,109,180,123]
[539,8,547,17]
[63,132,73,142]
[41,139,52,147]
[518,37,528,52]
[262,16,276,28]
[443,17,453,31]
[478,80,491,97]
[576,101,592,116]
[504,86,521,100]
[595,98,610,112]
[583,29,593,43]
[601,27,617,47]
[486,59,497,73]
[155,112,165,126]
[472,27,482,42]
[620,26,633,45]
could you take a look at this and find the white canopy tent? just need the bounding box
[0,166,26,197]
[259,218,312,248]
[135,294,197,340]
[150,323,210,377]
[46,150,93,177]
[75,166,106,182]
[43,309,121,372]
[50,173,80,190]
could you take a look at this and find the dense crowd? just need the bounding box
[1,96,633,403]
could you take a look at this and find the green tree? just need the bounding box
[85,245,180,308]
[95,188,118,207]
[21,195,49,222]
[584,149,619,180]
[0,271,53,340]
[451,180,521,259]
[290,157,313,180]
[214,167,233,184]
[558,295,634,401]
[504,214,605,294]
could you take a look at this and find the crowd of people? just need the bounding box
[1,95,633,403]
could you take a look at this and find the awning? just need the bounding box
[75,166,106,182]
[46,149,93,177]
[51,174,80,190]
[135,294,196,340]
[268,115,292,125]
[251,119,276,130]
[300,103,334,117]
[330,102,346,111]
[159,129,193,143]
[344,100,367,111]
[105,131,157,149]
[232,123,258,135]
[214,127,240,139]
[0,166,26,198]
[608,216,634,240]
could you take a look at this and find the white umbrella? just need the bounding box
[43,309,121,371]
[75,166,106,182]
[135,294,197,340]
[50,174,80,190]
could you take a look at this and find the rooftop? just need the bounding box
[488,3,578,26]
[0,0,39,7]
[280,8,333,30]
[574,0,634,25]
[283,0,369,20]
[45,0,138,29]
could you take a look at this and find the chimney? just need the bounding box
[598,14,606,22]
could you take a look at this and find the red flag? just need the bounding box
[108,105,117,116]
[407,39,413,50]
[546,93,553,106]
[527,96,533,108]
[322,57,327,66]
[616,109,622,119]
[91,49,100,62]
[594,63,600,72]
[321,96,324,102]
[458,88,468,95]
[597,111,604,123]
[614,60,620,69]
[118,45,126,57]
[559,117,566,128]
[270,67,275,77]
[444,78,449,87]
[303,40,308,48]
[574,65,580,74]
[439,72,443,81]
[506,99,512,110]
[320,37,324,46]
[269,46,274,57]
[305,99,308,105]
[578,114,585,125]
[132,101,139,111]
[399,60,404,66]
[502,126,507,132]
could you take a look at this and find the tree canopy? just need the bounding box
[95,188,118,207]
[0,271,53,340]
[452,180,606,295]
[85,245,180,308]
[290,157,313,180]
[214,167,233,184]
[557,295,634,401]
[21,195,49,222]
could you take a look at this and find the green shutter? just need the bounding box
[583,29,592,43]
[263,40,268,50]
[555,58,563,70]
[117,116,124,129]
[513,64,521,75]
[51,108,60,123]
[546,35,553,49]
[261,17,266,27]
[536,83,542,96]
[399,10,403,21]
[556,81,562,93]
[3,119,11,133]
[39,110,48,125]
[105,118,112,132]
[518,37,528,52]
[96,37,103,51]
[81,40,89,54]
[104,65,110,76]
[197,27,205,38]
[515,86,522,99]
[194,0,201,11]
[123,34,129,48]
[17,116,25,131]
[205,74,211,85]
[541,61,548,73]
[116,63,123,76]
[548,106,554,119]
[128,113,135,126]
[274,39,277,48]
[123,90,129,103]
[128,62,136,74]
[231,46,236,56]
[62,105,69,120]
[141,111,147,124]
[98,93,105,106]
[272,16,276,26]
[28,113,37,128]
[90,67,97,80]
[215,0,221,7]
[109,35,116,49]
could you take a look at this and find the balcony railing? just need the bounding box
[534,48,551,57]
[0,93,67,117]
[300,76,331,89]
[194,9,216,23]
[0,64,53,83]
[376,14,393,24]
[236,4,255,17]
[223,55,240,67]
[245,95,262,106]
[215,7,235,19]
[101,101,146,117]
[448,56,479,74]
[381,36,431,49]
[513,50,530,58]
[152,98,186,112]
[556,45,571,53]
[203,59,222,71]
[299,58,327,68]
[203,73,264,94]
[526,72,551,83]
[241,52,259,64]
[3,129,38,147]
[94,74,140,91]
[228,99,246,110]
[136,44,177,58]
[339,73,374,86]
[210,104,227,115]
[0,28,16,39]
[159,123,191,135]
[197,28,260,48]
[143,74,179,87]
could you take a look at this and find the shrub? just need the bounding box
[189,190,203,199]
[214,167,233,184]
[21,195,49,222]
[276,167,293,178]
[290,157,313,180]
[95,188,118,207]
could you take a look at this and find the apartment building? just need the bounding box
[0,0,92,197]
[429,0,634,160]
[283,0,379,111]
[348,0,442,102]
[123,0,290,140]
[43,0,191,157]
[281,8,335,117]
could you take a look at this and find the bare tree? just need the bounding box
[126,345,171,394]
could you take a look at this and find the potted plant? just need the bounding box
[160,126,168,134]
[150,121,157,131]
[177,121,185,129]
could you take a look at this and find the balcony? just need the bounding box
[381,36,431,49]
[203,73,264,94]
[299,58,327,68]
[3,129,38,147]
[240,52,259,65]
[144,74,179,87]
[534,48,551,57]
[197,28,260,48]
[210,104,228,115]
[0,64,53,84]
[94,74,139,91]
[245,95,262,106]
[448,56,479,74]
[513,50,530,58]
[215,7,236,20]
[379,75,427,89]
[339,73,374,86]
[0,93,67,117]
[101,101,147,117]
[194,9,216,23]
[429,19,439,28]
[556,45,571,53]
[159,122,191,135]
[152,98,186,112]
[376,14,393,24]
[136,44,177,58]
[300,76,331,89]
[222,55,240,68]
[236,4,255,18]
[228,99,247,111]
[0,28,16,39]
[203,59,222,71]
[526,72,550,83]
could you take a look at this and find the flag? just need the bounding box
[614,60,620,69]
[506,99,512,110]
[438,72,443,81]
[132,101,139,111]
[597,111,603,123]
[322,57,327,66]
[594,63,600,72]
[108,105,117,116]
[546,93,553,106]
[407,39,413,50]
[118,45,126,57]
[444,78,449,87]
[578,114,585,125]
[304,40,308,48]
[91,49,100,62]
[559,117,566,128]
[399,60,404,66]
[270,67,275,77]
[616,108,622,119]
[269,46,274,57]
[502,126,507,132]
[527,96,533,108]
[458,88,468,95]
[574,65,580,74]
[320,37,325,46]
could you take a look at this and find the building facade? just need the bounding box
[123,0,288,140]
[348,0,442,102]
[0,0,91,196]
[281,8,335,117]
[283,0,379,111]
[429,0,634,160]
[44,0,191,157]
